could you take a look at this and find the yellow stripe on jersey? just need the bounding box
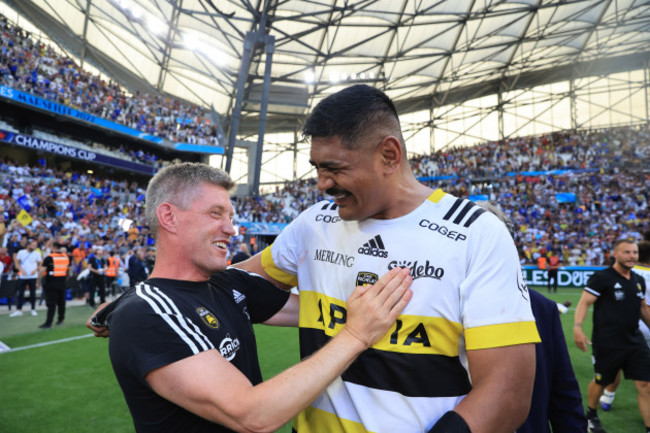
[261,246,298,287]
[427,188,446,203]
[299,290,463,356]
[294,406,373,433]
[465,320,541,350]
[635,265,650,272]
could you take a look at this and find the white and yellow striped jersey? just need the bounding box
[262,189,540,433]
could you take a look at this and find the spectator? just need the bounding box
[127,248,148,289]
[11,239,41,317]
[230,242,251,264]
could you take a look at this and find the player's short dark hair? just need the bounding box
[638,241,650,264]
[302,84,402,149]
[643,230,650,242]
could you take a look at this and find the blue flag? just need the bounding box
[556,193,576,203]
[16,195,31,212]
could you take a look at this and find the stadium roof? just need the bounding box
[7,0,650,136]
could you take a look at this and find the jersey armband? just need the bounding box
[428,411,471,433]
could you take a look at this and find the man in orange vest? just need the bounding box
[105,250,120,297]
[39,242,70,328]
[537,256,548,271]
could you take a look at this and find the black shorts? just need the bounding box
[593,342,650,385]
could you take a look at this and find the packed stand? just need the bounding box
[0,158,156,309]
[0,15,220,146]
[243,125,650,266]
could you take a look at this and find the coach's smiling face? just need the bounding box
[173,183,236,279]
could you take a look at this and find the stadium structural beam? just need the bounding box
[224,31,255,174]
[252,34,275,196]
[643,60,650,125]
[156,3,182,92]
[569,77,577,130]
[497,90,504,142]
[79,0,91,69]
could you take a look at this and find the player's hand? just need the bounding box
[86,302,112,337]
[344,267,413,348]
[573,326,591,352]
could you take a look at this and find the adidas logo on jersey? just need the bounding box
[232,289,246,304]
[358,235,388,258]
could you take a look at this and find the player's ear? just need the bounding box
[379,135,402,173]
[156,203,178,234]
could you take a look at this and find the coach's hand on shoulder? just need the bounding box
[344,267,413,348]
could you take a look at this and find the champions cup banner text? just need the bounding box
[0,85,162,144]
[0,129,155,175]
[523,266,606,288]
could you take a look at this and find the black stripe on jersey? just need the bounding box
[320,202,338,211]
[299,328,472,398]
[443,198,464,221]
[453,201,476,225]
[463,207,486,228]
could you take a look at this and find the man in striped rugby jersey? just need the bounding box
[238,85,540,433]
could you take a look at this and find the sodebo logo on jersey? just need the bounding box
[388,259,444,280]
[315,214,341,223]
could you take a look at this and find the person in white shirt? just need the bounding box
[11,239,42,317]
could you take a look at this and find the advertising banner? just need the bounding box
[0,129,155,175]
[523,266,606,289]
[0,85,162,144]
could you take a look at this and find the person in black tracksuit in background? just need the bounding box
[87,247,107,307]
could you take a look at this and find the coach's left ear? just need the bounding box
[156,203,178,235]
[379,135,403,174]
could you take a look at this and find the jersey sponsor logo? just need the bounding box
[196,307,219,329]
[388,259,444,280]
[356,272,378,286]
[314,249,354,267]
[219,334,241,361]
[613,282,625,301]
[358,235,388,258]
[418,219,467,241]
[232,289,246,304]
[315,214,341,223]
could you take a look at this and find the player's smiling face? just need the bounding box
[310,135,389,221]
[175,183,235,278]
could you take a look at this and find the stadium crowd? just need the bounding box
[0,15,221,146]
[0,123,647,299]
